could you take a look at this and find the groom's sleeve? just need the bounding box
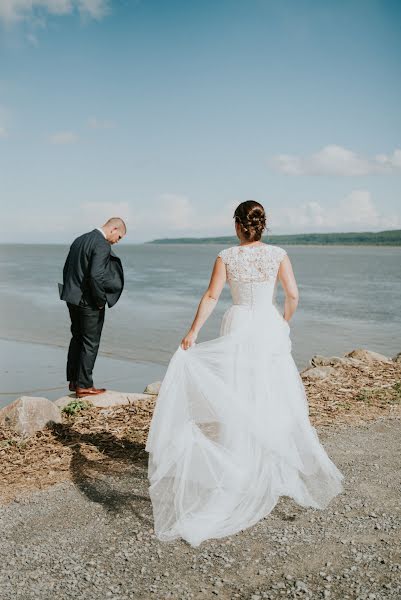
[89,243,110,307]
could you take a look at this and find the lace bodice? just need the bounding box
[218,244,287,308]
[218,244,287,283]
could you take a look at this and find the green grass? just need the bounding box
[355,381,401,406]
[389,381,401,404]
[62,399,92,416]
[0,438,28,448]
[337,402,352,410]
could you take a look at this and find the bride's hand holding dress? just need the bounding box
[180,253,227,350]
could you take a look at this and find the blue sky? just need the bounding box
[1,0,400,243]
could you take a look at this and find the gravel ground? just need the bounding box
[0,417,400,600]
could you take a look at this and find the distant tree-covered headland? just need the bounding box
[149,230,401,246]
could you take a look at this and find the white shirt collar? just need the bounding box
[96,227,107,239]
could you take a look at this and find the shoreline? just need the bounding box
[0,338,165,407]
[2,335,400,406]
[1,347,400,505]
[0,335,164,367]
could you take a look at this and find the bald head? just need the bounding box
[101,217,127,244]
[104,217,126,233]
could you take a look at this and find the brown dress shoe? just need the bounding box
[75,387,106,398]
[69,381,76,392]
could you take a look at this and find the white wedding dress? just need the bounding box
[145,244,344,546]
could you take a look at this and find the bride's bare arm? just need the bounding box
[181,257,227,350]
[278,255,299,322]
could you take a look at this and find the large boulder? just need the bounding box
[301,366,337,380]
[310,354,365,368]
[392,352,401,364]
[310,355,347,367]
[54,390,156,410]
[0,396,62,437]
[144,381,162,395]
[344,349,392,364]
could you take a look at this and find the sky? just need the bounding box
[1,0,400,243]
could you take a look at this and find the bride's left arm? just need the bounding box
[181,256,226,350]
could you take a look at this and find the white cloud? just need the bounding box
[80,201,132,226]
[26,31,38,44]
[270,145,401,176]
[113,193,400,240]
[49,131,78,144]
[270,190,401,233]
[5,193,400,244]
[87,116,114,130]
[77,0,108,20]
[375,149,401,170]
[5,201,132,242]
[82,195,237,240]
[0,0,109,24]
[146,196,238,238]
[158,194,193,230]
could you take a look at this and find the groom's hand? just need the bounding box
[181,330,197,350]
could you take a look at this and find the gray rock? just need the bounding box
[392,352,401,363]
[54,390,155,409]
[310,355,345,367]
[343,349,392,364]
[144,381,162,395]
[295,580,308,591]
[0,396,62,436]
[301,366,337,380]
[340,356,367,367]
[310,354,367,368]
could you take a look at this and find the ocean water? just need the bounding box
[0,243,400,405]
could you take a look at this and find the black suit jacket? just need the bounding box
[59,229,124,308]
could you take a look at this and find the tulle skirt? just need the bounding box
[145,304,344,546]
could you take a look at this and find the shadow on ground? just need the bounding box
[51,421,151,519]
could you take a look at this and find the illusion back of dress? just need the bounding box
[218,244,287,309]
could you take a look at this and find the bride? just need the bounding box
[145,200,344,547]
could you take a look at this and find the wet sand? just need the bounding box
[0,338,165,408]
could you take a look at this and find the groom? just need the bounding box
[59,218,126,398]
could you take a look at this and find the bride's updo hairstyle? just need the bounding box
[234,200,267,242]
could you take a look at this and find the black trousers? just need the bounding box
[66,301,105,388]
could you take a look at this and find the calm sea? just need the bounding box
[0,243,400,405]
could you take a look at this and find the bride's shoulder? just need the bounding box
[267,244,288,262]
[217,246,236,263]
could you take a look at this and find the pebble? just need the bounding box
[1,419,400,600]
